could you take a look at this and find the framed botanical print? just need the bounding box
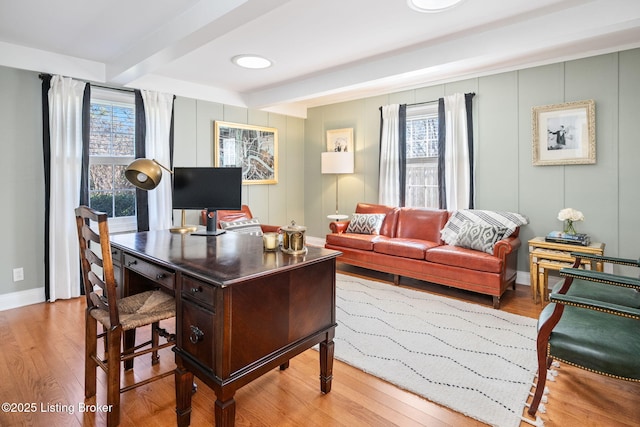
[214,121,278,184]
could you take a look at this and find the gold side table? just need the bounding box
[528,237,605,304]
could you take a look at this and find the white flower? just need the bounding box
[557,208,584,222]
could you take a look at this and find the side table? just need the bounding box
[528,237,605,303]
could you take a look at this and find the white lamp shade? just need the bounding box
[321,151,354,174]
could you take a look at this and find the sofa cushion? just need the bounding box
[354,203,399,237]
[441,210,528,245]
[346,213,386,234]
[373,237,440,260]
[219,218,263,236]
[425,245,503,274]
[396,208,449,242]
[326,232,379,251]
[454,221,507,254]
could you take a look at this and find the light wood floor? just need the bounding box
[1,264,639,427]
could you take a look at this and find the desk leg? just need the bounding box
[175,362,193,427]
[214,393,236,427]
[319,331,335,394]
[530,261,539,303]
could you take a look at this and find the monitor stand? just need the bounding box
[191,209,226,236]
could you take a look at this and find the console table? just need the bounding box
[528,236,605,303]
[110,231,341,427]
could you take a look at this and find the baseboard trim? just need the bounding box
[0,287,46,311]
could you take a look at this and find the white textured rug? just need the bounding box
[333,274,538,427]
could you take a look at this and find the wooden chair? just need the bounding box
[528,252,640,417]
[75,206,176,426]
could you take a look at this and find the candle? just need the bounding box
[263,232,278,251]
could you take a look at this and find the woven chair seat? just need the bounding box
[90,290,176,331]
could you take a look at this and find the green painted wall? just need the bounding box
[1,48,639,302]
[305,49,640,274]
[172,97,305,230]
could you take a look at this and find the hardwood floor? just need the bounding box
[1,264,638,427]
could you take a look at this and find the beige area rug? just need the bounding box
[332,273,538,427]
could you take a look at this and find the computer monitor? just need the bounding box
[172,167,242,235]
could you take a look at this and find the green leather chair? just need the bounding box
[528,252,640,417]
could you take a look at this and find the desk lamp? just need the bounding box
[321,151,354,219]
[125,158,197,234]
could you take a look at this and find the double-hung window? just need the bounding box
[88,88,137,233]
[405,103,439,208]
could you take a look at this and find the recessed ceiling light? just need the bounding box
[231,54,273,69]
[407,0,464,13]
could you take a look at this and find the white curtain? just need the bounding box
[48,75,86,302]
[442,93,473,211]
[379,104,402,206]
[141,90,174,230]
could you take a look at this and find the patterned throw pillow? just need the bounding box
[219,218,263,236]
[454,221,507,254]
[346,213,386,235]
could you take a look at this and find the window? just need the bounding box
[89,88,137,232]
[405,103,439,208]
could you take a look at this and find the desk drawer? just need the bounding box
[182,276,216,308]
[181,298,215,372]
[123,254,176,290]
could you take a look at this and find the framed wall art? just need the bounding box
[214,121,278,185]
[326,128,354,153]
[532,99,596,166]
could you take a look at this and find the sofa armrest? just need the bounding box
[493,236,521,259]
[329,221,350,234]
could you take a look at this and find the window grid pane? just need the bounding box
[405,112,439,208]
[89,95,136,219]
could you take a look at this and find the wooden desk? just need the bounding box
[111,231,341,427]
[528,237,605,303]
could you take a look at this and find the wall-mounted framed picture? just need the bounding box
[532,99,596,166]
[214,121,278,185]
[326,128,354,153]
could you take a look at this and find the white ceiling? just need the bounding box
[1,0,639,117]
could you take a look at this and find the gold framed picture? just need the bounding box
[214,121,278,185]
[326,128,354,153]
[532,99,596,166]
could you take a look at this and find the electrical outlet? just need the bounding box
[13,267,24,282]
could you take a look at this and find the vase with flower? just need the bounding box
[557,208,584,235]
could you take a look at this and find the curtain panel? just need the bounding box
[438,92,475,210]
[44,75,87,301]
[378,104,407,206]
[140,90,175,231]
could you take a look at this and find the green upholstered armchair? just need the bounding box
[528,252,640,417]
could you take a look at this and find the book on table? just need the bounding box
[545,231,591,246]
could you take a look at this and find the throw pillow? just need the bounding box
[454,221,507,254]
[346,213,386,235]
[219,218,263,236]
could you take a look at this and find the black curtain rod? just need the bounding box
[38,73,134,93]
[407,92,476,107]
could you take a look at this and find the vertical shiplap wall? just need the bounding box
[173,97,305,229]
[0,67,44,296]
[305,48,640,275]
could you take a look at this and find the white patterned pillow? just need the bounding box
[441,209,529,245]
[346,213,386,235]
[454,221,507,254]
[219,218,263,236]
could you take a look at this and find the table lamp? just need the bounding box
[321,151,354,219]
[125,158,197,233]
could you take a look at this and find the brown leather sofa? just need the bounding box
[324,203,522,308]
